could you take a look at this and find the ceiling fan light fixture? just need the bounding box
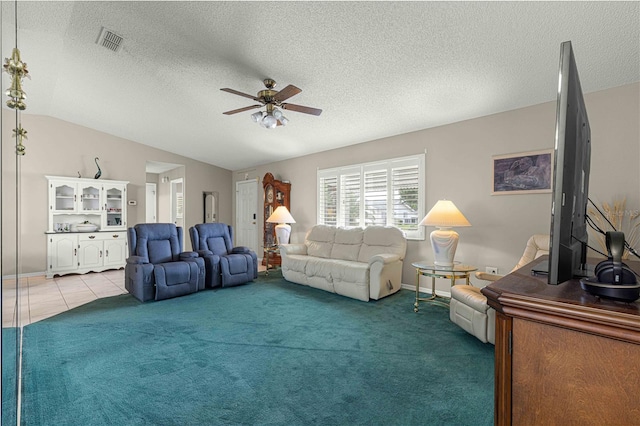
[222,79,321,129]
[251,111,264,122]
[262,114,278,129]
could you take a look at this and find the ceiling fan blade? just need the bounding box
[273,85,302,102]
[223,104,262,115]
[281,103,322,116]
[220,88,260,101]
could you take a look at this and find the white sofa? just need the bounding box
[280,225,407,302]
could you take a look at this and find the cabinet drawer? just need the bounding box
[78,232,126,242]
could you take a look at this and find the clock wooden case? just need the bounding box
[262,172,291,266]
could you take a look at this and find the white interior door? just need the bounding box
[236,180,259,255]
[145,183,157,223]
[171,178,184,228]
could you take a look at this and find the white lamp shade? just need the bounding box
[420,200,471,267]
[266,206,296,224]
[419,200,471,228]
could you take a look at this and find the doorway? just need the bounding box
[171,178,184,229]
[235,179,259,255]
[145,183,157,223]
[145,161,184,225]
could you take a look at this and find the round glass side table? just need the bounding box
[411,262,477,311]
[263,246,280,275]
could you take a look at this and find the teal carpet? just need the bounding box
[2,327,19,425]
[21,272,494,425]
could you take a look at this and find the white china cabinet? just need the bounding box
[46,176,129,278]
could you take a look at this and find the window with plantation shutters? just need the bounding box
[317,154,425,240]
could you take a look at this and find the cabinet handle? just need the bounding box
[112,234,119,238]
[106,250,109,257]
[100,250,103,258]
[74,248,77,256]
[74,195,77,202]
[89,235,95,239]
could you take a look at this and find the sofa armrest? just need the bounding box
[280,244,307,256]
[195,249,213,257]
[126,255,147,265]
[475,271,504,282]
[368,253,400,266]
[179,251,199,260]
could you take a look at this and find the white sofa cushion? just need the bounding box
[305,225,335,258]
[358,226,406,263]
[330,227,364,261]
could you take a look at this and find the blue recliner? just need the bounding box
[189,223,258,288]
[125,223,205,302]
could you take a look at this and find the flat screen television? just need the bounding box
[545,41,593,284]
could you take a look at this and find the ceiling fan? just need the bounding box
[221,78,322,128]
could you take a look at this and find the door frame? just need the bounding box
[235,179,260,255]
[145,182,157,223]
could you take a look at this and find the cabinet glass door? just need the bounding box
[80,184,101,213]
[105,185,124,228]
[53,183,77,212]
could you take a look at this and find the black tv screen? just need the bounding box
[548,41,592,285]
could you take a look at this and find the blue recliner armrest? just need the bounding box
[179,251,199,260]
[196,249,213,257]
[231,246,250,254]
[180,251,206,291]
[127,255,147,265]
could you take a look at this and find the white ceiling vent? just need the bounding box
[97,27,123,53]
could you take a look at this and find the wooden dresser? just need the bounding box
[481,256,640,426]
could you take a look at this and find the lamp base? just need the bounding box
[275,223,292,245]
[430,228,459,267]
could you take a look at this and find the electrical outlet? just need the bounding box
[486,266,499,275]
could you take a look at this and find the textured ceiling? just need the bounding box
[2,1,639,171]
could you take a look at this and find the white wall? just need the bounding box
[1,113,233,276]
[232,83,640,293]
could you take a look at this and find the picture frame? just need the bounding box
[492,149,553,195]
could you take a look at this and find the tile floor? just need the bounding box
[2,264,269,328]
[2,269,126,328]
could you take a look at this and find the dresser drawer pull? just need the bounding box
[89,235,95,239]
[112,234,119,238]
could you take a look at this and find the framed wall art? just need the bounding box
[492,149,553,195]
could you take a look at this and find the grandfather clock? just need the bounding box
[262,172,291,266]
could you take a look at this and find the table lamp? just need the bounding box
[266,206,296,245]
[419,200,471,267]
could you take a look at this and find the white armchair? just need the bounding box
[449,234,550,344]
